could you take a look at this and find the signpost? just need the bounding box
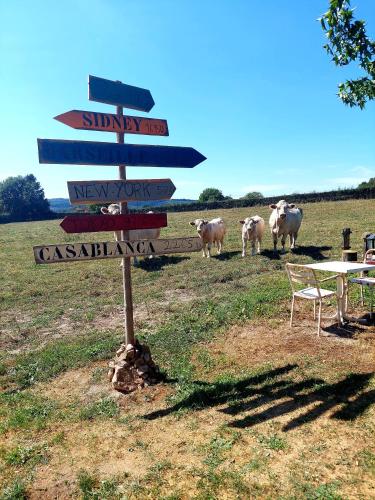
[54,110,169,136]
[60,213,167,234]
[34,74,206,392]
[37,139,206,168]
[67,179,176,204]
[88,75,155,111]
[34,237,202,264]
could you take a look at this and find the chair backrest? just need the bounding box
[364,248,375,265]
[286,263,322,298]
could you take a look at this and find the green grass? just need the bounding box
[79,398,119,421]
[0,480,27,500]
[0,392,56,433]
[1,199,375,498]
[2,443,48,467]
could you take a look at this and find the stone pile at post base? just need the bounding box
[108,341,160,392]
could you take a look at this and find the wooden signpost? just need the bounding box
[34,75,206,390]
[67,179,176,204]
[37,139,206,168]
[55,110,169,136]
[60,213,167,234]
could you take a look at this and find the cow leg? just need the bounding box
[242,238,247,257]
[251,240,256,256]
[273,235,278,253]
[293,232,298,248]
[281,236,286,254]
[202,242,207,258]
[257,238,261,254]
[290,233,296,249]
[207,243,212,258]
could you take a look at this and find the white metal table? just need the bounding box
[304,261,375,325]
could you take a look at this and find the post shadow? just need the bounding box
[143,365,374,432]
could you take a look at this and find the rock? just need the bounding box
[116,345,126,356]
[137,365,149,375]
[107,368,115,381]
[143,352,151,362]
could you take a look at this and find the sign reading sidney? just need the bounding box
[55,110,169,136]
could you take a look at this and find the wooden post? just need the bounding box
[117,104,135,345]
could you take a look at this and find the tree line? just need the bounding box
[1,174,375,222]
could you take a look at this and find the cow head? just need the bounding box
[239,217,259,236]
[101,204,120,215]
[269,200,295,223]
[189,218,208,235]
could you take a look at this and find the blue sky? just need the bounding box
[1,0,374,200]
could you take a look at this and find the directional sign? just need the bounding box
[34,237,203,264]
[68,179,176,204]
[88,75,154,112]
[60,213,167,234]
[54,110,169,136]
[38,139,206,168]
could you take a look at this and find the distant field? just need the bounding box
[0,199,374,499]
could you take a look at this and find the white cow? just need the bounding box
[239,216,265,257]
[269,200,303,253]
[189,218,226,258]
[101,204,162,265]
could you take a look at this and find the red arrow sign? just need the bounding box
[54,110,169,136]
[60,213,167,234]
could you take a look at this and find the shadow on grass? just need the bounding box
[137,255,190,271]
[291,245,332,261]
[260,245,332,261]
[260,249,281,260]
[323,322,368,339]
[144,364,375,431]
[212,251,242,261]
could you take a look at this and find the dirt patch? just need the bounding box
[207,315,375,377]
[4,315,375,499]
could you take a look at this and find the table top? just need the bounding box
[305,260,375,274]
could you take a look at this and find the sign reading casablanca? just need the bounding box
[67,179,176,204]
[34,237,203,264]
[55,110,169,136]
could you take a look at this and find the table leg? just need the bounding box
[336,275,346,325]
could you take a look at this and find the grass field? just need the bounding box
[0,199,374,499]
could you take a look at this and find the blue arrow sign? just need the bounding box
[37,139,206,168]
[88,75,155,112]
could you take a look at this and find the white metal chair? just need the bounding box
[286,263,338,336]
[350,249,375,319]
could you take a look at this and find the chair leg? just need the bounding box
[360,285,364,307]
[290,296,295,327]
[313,300,316,320]
[317,301,322,336]
[370,287,374,319]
